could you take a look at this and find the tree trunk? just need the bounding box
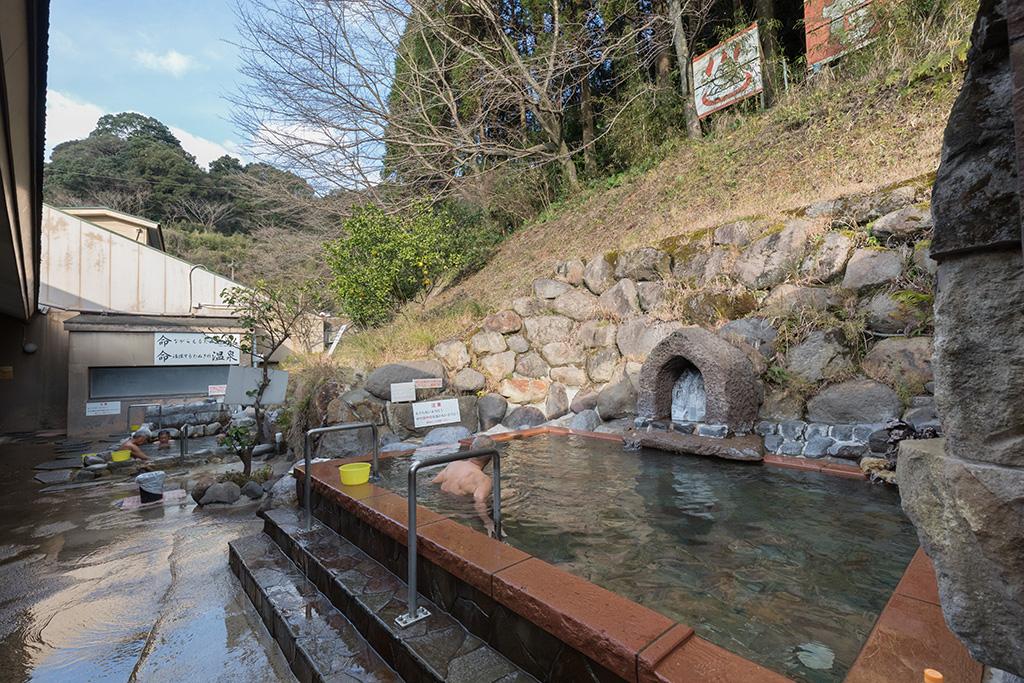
[559,139,580,187]
[755,0,779,106]
[581,77,597,177]
[669,0,702,138]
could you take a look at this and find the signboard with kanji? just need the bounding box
[692,23,764,119]
[412,398,462,428]
[805,0,877,69]
[153,333,241,366]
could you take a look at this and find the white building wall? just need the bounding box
[39,205,243,316]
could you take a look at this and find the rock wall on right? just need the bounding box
[898,0,1024,675]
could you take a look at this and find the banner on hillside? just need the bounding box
[805,0,878,69]
[692,23,764,119]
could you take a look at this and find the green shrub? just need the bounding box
[325,203,467,326]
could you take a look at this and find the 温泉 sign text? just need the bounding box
[153,333,241,366]
[412,399,462,428]
[692,23,763,119]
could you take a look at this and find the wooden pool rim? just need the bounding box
[294,427,982,683]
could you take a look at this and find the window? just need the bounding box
[89,365,231,399]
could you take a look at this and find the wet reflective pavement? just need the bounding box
[0,441,294,682]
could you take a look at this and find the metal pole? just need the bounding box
[304,430,313,530]
[396,447,501,628]
[302,421,382,531]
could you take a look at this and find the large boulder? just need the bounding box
[365,360,446,400]
[583,254,616,294]
[522,315,574,345]
[544,383,570,419]
[596,368,637,420]
[863,291,932,334]
[199,481,241,506]
[469,330,507,355]
[423,425,472,446]
[900,0,1024,671]
[550,366,586,386]
[498,378,550,404]
[477,393,508,430]
[482,310,523,334]
[801,231,856,282]
[614,247,671,281]
[512,297,549,317]
[503,406,546,429]
[433,340,470,370]
[570,390,599,413]
[478,351,516,383]
[862,336,934,390]
[841,248,904,291]
[569,409,602,432]
[506,334,530,353]
[763,284,831,313]
[190,474,217,504]
[515,352,550,379]
[554,259,585,285]
[452,368,486,393]
[540,341,583,367]
[636,282,666,312]
[577,320,617,348]
[551,289,600,321]
[872,204,932,242]
[759,387,804,421]
[616,317,684,360]
[265,474,299,510]
[734,219,818,288]
[899,439,1024,676]
[718,318,777,358]
[784,331,853,383]
[713,219,761,246]
[533,278,572,299]
[586,347,620,383]
[387,395,479,438]
[805,379,901,424]
[598,279,641,319]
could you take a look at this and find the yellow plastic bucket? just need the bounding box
[339,463,371,486]
[111,449,132,462]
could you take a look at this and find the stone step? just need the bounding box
[261,507,537,683]
[228,533,401,683]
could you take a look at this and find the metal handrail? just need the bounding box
[126,403,164,433]
[396,447,501,628]
[303,421,380,530]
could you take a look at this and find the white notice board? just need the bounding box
[390,382,416,403]
[412,399,461,428]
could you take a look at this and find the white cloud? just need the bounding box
[168,126,243,168]
[135,49,196,78]
[45,90,104,156]
[45,89,243,168]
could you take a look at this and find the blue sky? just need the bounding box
[46,0,246,167]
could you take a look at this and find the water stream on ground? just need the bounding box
[0,440,293,682]
[377,433,919,683]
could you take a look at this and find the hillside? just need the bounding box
[334,63,962,368]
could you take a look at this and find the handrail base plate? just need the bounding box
[395,606,431,628]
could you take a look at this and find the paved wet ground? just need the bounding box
[0,440,295,682]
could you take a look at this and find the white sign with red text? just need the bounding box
[692,24,764,119]
[412,398,462,428]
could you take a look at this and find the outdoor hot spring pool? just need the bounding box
[375,433,918,682]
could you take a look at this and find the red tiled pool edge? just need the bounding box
[296,429,981,682]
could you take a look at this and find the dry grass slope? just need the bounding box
[333,0,973,368]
